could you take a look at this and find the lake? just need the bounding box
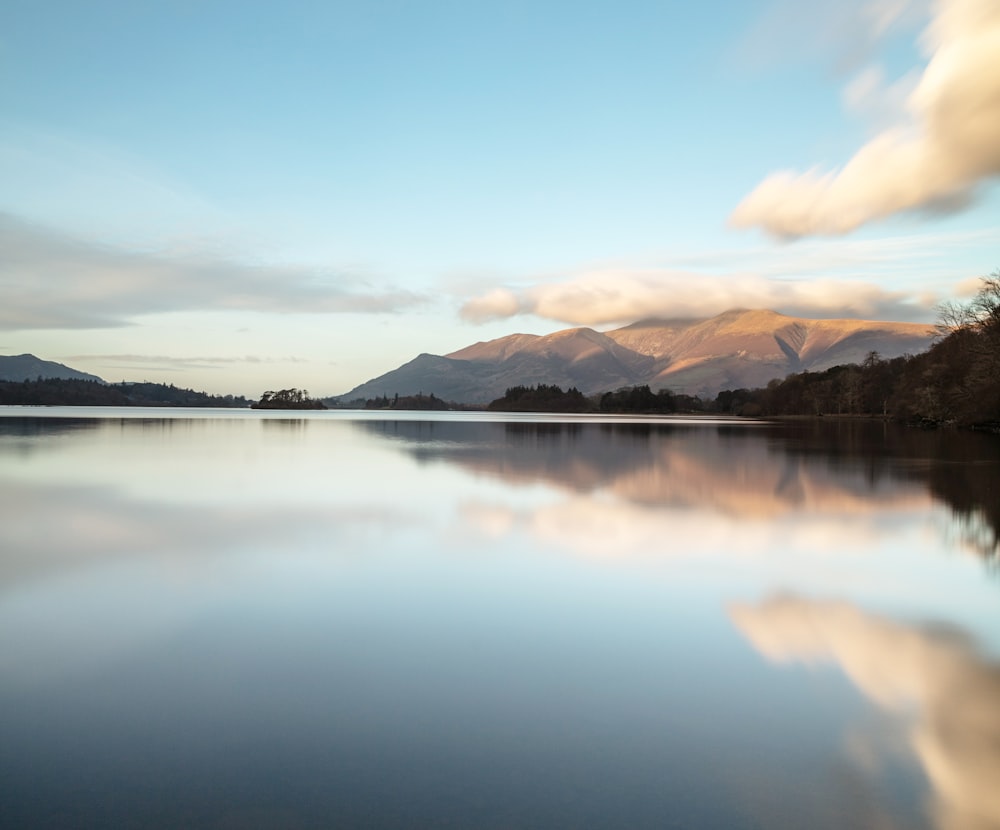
[1,408,998,829]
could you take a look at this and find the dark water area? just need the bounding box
[1,409,998,829]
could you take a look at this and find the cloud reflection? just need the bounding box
[0,475,420,690]
[0,478,415,590]
[731,596,1000,830]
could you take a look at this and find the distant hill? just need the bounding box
[0,353,104,383]
[336,310,936,403]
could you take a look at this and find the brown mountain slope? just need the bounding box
[446,333,542,362]
[335,310,936,403]
[449,327,654,375]
[606,310,935,396]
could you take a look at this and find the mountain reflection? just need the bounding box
[360,420,912,509]
[731,596,1000,830]
[356,419,1000,558]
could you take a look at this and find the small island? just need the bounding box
[251,388,327,410]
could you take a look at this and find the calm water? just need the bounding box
[1,408,998,830]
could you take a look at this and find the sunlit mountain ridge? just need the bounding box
[340,309,935,403]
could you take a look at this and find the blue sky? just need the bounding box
[1,0,998,396]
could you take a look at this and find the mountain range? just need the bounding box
[338,309,937,403]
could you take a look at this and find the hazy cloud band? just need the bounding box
[0,213,426,330]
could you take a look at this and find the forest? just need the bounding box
[361,392,453,410]
[487,384,589,412]
[0,378,251,408]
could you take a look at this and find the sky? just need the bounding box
[1,0,998,397]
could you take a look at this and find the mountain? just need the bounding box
[339,328,654,404]
[337,310,937,404]
[0,354,104,383]
[607,309,936,396]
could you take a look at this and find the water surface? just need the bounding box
[1,408,998,829]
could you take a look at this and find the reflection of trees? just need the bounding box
[774,420,1000,561]
[261,418,308,430]
[354,418,1000,559]
[505,421,582,439]
[356,419,698,492]
[925,462,1000,563]
[731,596,1000,830]
[0,416,179,454]
[0,416,102,439]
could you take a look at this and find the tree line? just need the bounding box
[338,392,479,410]
[0,377,251,408]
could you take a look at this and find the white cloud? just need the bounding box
[460,268,929,326]
[0,212,426,330]
[459,288,523,323]
[454,226,998,327]
[731,0,1000,237]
